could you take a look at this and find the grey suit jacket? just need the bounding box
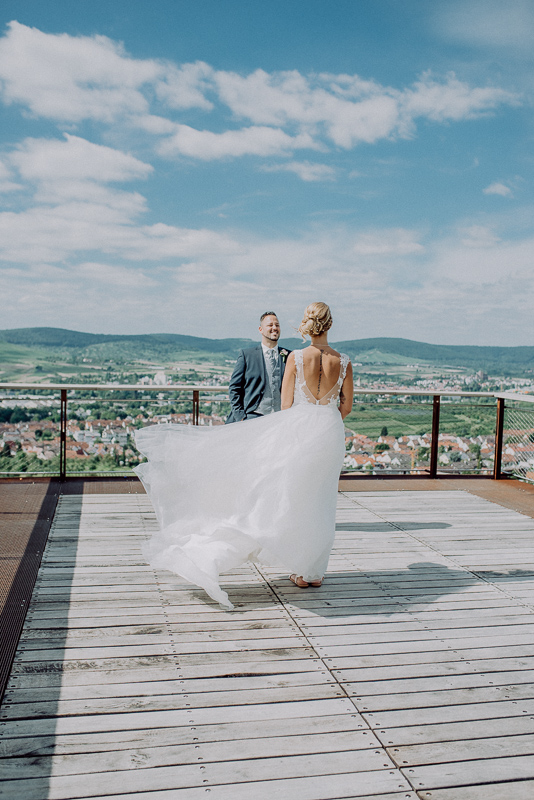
[226,344,290,423]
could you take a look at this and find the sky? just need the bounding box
[0,0,533,345]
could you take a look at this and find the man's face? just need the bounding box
[259,315,280,345]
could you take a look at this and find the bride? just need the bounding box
[134,302,353,610]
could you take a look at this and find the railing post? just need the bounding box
[192,390,200,426]
[59,389,67,481]
[493,397,505,480]
[429,395,440,478]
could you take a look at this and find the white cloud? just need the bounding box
[1,218,533,344]
[133,115,177,134]
[0,23,519,161]
[31,182,148,213]
[401,73,516,126]
[459,225,501,248]
[352,229,425,256]
[0,22,530,345]
[78,261,156,287]
[0,21,160,122]
[213,67,517,151]
[434,0,534,51]
[262,161,336,181]
[484,182,513,197]
[434,238,534,289]
[0,160,22,192]
[429,219,534,286]
[0,133,242,265]
[9,134,153,182]
[157,124,315,160]
[122,223,242,261]
[155,61,214,110]
[2,135,152,227]
[0,202,241,264]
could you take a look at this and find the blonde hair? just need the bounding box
[297,302,333,340]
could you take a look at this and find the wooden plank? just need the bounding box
[0,682,346,720]
[0,713,367,757]
[9,647,319,676]
[19,625,302,647]
[351,683,534,712]
[409,781,534,800]
[362,698,534,729]
[306,623,534,646]
[301,612,534,632]
[0,773,416,800]
[312,632,534,659]
[6,658,324,689]
[345,669,534,695]
[388,732,534,766]
[2,670,337,705]
[333,657,534,683]
[0,750,402,800]
[12,635,309,661]
[402,755,534,790]
[374,715,534,747]
[0,697,357,738]
[328,643,534,670]
[0,728,380,779]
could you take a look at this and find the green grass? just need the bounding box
[345,401,497,438]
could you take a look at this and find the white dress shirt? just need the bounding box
[261,343,279,362]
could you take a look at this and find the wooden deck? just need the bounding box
[1,486,534,798]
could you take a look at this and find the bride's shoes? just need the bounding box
[289,574,322,588]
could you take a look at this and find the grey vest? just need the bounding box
[256,349,281,415]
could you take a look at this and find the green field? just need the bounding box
[345,400,497,438]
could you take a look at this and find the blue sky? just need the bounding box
[0,0,533,345]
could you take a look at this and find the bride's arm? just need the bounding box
[339,361,354,420]
[281,353,296,410]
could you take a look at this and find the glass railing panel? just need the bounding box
[3,382,530,483]
[343,396,434,474]
[434,399,497,475]
[502,401,534,483]
[63,389,232,477]
[0,388,62,476]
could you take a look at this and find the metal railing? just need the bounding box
[499,392,534,483]
[0,382,213,480]
[1,382,533,482]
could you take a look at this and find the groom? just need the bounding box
[226,312,291,423]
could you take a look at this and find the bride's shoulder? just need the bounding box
[284,350,298,368]
[327,347,341,358]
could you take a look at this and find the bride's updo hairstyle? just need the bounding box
[297,302,333,340]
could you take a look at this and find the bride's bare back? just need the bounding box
[301,346,343,400]
[282,345,353,418]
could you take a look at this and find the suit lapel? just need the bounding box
[256,344,267,386]
[277,346,287,379]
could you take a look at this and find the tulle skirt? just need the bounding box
[134,403,345,610]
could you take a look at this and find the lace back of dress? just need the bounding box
[294,350,349,406]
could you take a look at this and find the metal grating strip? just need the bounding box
[0,480,60,704]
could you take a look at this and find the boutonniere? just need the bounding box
[279,348,289,360]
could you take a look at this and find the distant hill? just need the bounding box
[333,338,534,373]
[0,327,252,354]
[0,327,532,374]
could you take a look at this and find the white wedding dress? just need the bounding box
[134,350,350,610]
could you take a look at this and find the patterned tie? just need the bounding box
[268,349,281,410]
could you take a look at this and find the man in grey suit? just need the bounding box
[226,312,291,423]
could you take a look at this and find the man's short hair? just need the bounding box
[260,311,278,324]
